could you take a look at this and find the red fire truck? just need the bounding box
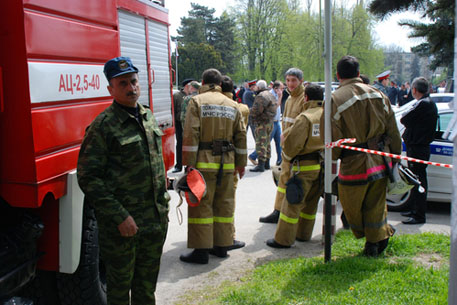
[0,0,175,304]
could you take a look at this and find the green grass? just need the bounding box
[212,231,450,305]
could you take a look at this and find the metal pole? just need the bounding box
[175,39,179,89]
[323,0,333,263]
[448,3,457,302]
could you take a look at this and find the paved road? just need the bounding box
[3,133,451,305]
[155,132,452,305]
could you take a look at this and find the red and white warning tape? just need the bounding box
[326,138,453,169]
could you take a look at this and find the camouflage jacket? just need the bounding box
[77,102,170,234]
[250,89,278,126]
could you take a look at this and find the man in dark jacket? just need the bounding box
[173,78,194,173]
[400,77,438,224]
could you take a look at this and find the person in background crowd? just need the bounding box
[180,81,201,127]
[243,80,258,145]
[398,83,408,106]
[180,68,246,264]
[400,77,438,225]
[173,78,195,173]
[360,74,370,85]
[266,83,324,248]
[77,57,169,304]
[387,80,398,106]
[373,70,390,96]
[248,81,284,166]
[221,75,248,251]
[404,81,414,103]
[249,80,278,172]
[259,68,306,223]
[322,55,401,257]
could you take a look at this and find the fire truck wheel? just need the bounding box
[56,202,107,305]
[21,270,61,305]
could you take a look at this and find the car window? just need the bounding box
[435,112,453,141]
[431,96,453,103]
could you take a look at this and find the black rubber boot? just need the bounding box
[250,160,265,172]
[209,246,228,258]
[266,238,291,248]
[264,159,270,170]
[179,249,209,264]
[363,242,378,257]
[227,240,245,251]
[259,209,280,223]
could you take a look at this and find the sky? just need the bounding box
[164,0,425,52]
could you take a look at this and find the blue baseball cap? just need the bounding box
[103,57,139,81]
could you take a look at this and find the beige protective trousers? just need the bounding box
[187,171,234,249]
[274,162,322,246]
[338,177,395,243]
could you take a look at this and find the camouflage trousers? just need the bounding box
[254,122,273,162]
[99,223,168,305]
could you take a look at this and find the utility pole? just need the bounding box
[175,39,179,89]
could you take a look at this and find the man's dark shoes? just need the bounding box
[264,159,271,170]
[172,166,182,173]
[402,217,425,225]
[209,246,228,258]
[259,209,280,223]
[179,249,209,264]
[377,225,396,254]
[363,242,378,257]
[266,238,290,249]
[400,211,414,217]
[227,239,245,251]
[250,160,265,172]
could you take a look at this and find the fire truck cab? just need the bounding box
[0,0,174,303]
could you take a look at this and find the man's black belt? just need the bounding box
[339,143,368,158]
[199,140,235,186]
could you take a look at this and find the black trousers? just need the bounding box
[175,121,183,169]
[406,145,430,221]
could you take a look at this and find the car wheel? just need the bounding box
[56,202,106,305]
[386,190,412,212]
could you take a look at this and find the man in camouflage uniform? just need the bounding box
[77,57,169,304]
[180,68,246,264]
[267,84,324,248]
[322,56,401,256]
[180,81,201,127]
[259,68,306,223]
[249,80,278,172]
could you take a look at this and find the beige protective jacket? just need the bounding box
[322,77,402,185]
[182,85,247,172]
[282,100,324,162]
[282,84,305,132]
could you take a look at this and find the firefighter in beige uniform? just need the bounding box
[322,56,400,256]
[266,84,324,248]
[259,68,306,223]
[180,69,247,264]
[221,75,248,251]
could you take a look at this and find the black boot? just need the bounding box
[209,246,228,258]
[179,249,209,264]
[259,209,280,223]
[227,240,245,251]
[266,238,290,248]
[264,159,270,170]
[250,160,265,172]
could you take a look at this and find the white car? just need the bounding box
[386,93,454,211]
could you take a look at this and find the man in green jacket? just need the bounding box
[77,57,169,305]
